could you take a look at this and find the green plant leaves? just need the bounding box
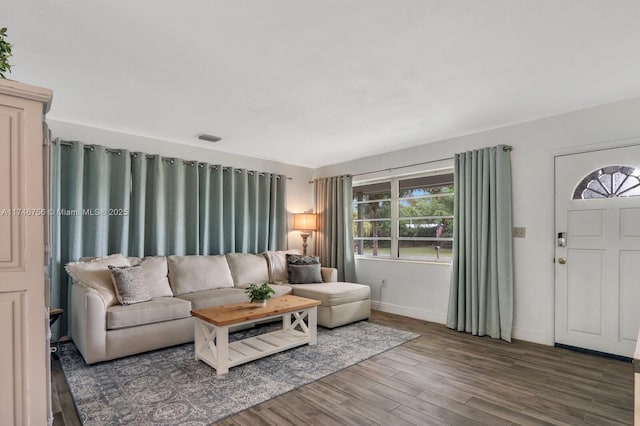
[244,282,276,303]
[0,27,14,79]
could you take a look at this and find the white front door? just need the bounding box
[555,144,640,357]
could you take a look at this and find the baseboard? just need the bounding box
[372,301,447,324]
[372,301,548,345]
[511,326,547,345]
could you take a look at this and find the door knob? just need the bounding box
[558,257,567,264]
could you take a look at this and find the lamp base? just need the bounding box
[300,232,310,256]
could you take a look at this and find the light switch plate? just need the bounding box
[513,227,526,238]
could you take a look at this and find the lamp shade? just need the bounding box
[293,213,317,231]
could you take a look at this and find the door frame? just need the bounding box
[551,137,640,347]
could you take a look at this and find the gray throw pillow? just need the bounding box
[108,265,151,305]
[286,254,321,283]
[288,264,323,284]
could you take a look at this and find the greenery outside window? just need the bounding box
[352,171,454,262]
[352,182,392,257]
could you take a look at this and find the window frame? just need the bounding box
[352,169,454,262]
[352,184,393,258]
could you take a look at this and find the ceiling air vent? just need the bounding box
[198,133,222,143]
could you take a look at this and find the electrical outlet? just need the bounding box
[513,227,526,238]
[381,279,388,288]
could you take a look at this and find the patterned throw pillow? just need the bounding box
[286,254,320,265]
[286,254,321,283]
[108,265,151,305]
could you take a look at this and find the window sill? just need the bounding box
[354,256,452,266]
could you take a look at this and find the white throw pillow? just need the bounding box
[262,249,301,284]
[65,253,131,307]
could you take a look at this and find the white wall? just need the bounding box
[315,96,640,345]
[51,96,640,346]
[49,120,316,252]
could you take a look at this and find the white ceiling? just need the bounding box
[5,1,640,168]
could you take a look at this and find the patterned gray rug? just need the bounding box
[59,321,419,425]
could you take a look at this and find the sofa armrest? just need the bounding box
[71,284,108,364]
[321,267,338,283]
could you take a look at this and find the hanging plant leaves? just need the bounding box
[0,27,14,79]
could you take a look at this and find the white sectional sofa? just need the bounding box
[67,251,371,364]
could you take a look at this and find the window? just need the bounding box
[573,165,640,199]
[352,171,454,262]
[352,182,392,257]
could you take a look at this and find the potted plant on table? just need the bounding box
[245,282,275,307]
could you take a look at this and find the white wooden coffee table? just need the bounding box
[191,295,321,375]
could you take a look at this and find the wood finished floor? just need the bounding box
[52,311,634,425]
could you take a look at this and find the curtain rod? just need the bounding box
[351,156,453,178]
[350,145,513,178]
[54,140,292,180]
[308,145,513,183]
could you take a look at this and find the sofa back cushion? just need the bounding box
[65,253,131,307]
[225,253,269,288]
[130,256,173,298]
[167,255,234,295]
[262,249,301,284]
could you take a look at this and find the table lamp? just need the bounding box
[293,213,317,256]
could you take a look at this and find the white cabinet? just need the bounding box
[0,79,52,425]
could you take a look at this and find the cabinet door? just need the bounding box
[0,103,22,269]
[0,81,51,426]
[0,292,26,425]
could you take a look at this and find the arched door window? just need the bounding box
[573,165,640,199]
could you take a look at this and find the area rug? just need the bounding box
[59,321,419,425]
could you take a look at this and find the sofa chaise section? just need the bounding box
[288,282,371,329]
[262,251,371,329]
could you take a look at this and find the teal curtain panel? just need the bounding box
[446,145,514,341]
[49,140,287,339]
[313,175,356,282]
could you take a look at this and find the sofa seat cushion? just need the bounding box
[269,284,293,298]
[176,288,248,311]
[290,282,370,306]
[176,285,293,311]
[106,297,192,330]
